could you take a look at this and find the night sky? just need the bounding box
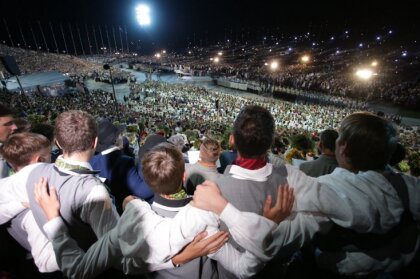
[1,0,419,52]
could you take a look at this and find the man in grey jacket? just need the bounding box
[299,129,338,177]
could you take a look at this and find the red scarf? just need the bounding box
[233,155,267,170]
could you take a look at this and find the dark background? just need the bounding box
[0,0,419,53]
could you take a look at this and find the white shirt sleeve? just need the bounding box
[0,176,28,224]
[22,211,59,273]
[80,185,120,237]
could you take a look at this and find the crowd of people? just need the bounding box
[0,40,419,278]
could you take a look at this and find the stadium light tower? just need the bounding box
[136,4,151,26]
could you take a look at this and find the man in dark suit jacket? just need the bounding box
[90,118,154,213]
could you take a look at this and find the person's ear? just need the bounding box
[92,137,98,149]
[336,141,347,157]
[229,134,235,146]
[32,154,41,163]
[55,140,63,150]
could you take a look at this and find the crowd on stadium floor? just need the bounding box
[0,42,419,278]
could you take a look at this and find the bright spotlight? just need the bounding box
[218,52,223,56]
[155,53,161,58]
[301,55,310,63]
[214,57,220,63]
[136,4,151,26]
[371,61,378,67]
[270,61,278,70]
[356,69,374,80]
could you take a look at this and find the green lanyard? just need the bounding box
[167,188,188,200]
[55,157,91,172]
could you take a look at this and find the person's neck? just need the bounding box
[198,160,216,168]
[63,151,93,163]
[322,150,336,158]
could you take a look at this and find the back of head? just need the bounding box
[96,118,122,153]
[338,112,397,171]
[233,105,275,158]
[167,134,186,152]
[199,138,221,164]
[30,123,55,142]
[0,132,51,170]
[141,143,185,195]
[320,129,339,152]
[54,110,97,155]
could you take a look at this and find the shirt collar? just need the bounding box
[55,155,93,174]
[100,146,120,155]
[229,163,273,182]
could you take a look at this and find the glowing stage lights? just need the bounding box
[136,4,151,26]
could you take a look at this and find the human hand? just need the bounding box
[172,231,229,265]
[34,177,60,221]
[263,183,294,224]
[122,195,138,211]
[191,180,228,215]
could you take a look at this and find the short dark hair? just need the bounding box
[54,110,97,155]
[0,103,15,117]
[233,105,275,158]
[320,129,339,152]
[200,138,221,163]
[338,112,397,171]
[141,143,185,195]
[0,132,51,170]
[30,123,55,142]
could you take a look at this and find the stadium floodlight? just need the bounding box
[155,53,161,58]
[218,52,223,56]
[355,69,374,80]
[301,55,310,63]
[371,61,378,67]
[136,4,151,26]
[214,57,220,63]
[270,61,278,70]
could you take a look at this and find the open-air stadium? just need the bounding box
[0,0,419,278]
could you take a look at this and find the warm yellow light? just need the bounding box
[214,57,220,63]
[264,62,269,66]
[155,53,161,58]
[270,61,278,70]
[301,55,310,63]
[356,69,374,80]
[218,52,223,56]
[371,61,378,67]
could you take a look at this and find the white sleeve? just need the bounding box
[22,211,59,273]
[80,185,120,237]
[0,176,27,224]
[219,203,277,261]
[209,243,263,278]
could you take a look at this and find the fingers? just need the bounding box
[263,195,272,216]
[202,231,229,254]
[34,177,47,203]
[50,186,58,202]
[287,187,294,212]
[191,231,208,244]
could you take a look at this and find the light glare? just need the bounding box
[136,4,151,26]
[356,69,374,80]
